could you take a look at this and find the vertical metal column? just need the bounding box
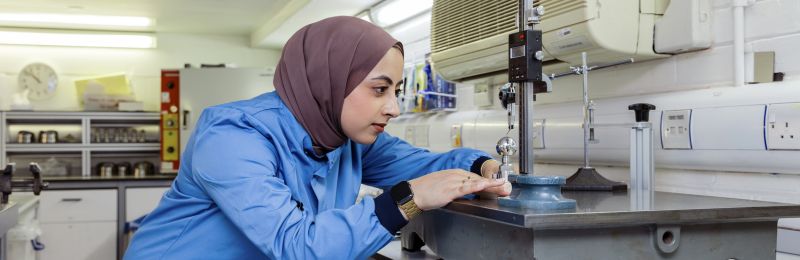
[518,82,536,174]
[630,122,654,210]
[517,0,535,175]
[581,52,590,168]
[0,112,5,166]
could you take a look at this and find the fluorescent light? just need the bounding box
[0,29,156,49]
[0,13,154,29]
[371,0,432,27]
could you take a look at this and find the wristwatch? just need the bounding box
[390,181,422,220]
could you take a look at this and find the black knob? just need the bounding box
[167,146,175,153]
[628,103,656,122]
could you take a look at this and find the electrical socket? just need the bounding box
[766,103,800,150]
[661,110,692,149]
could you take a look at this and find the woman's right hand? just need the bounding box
[408,169,506,211]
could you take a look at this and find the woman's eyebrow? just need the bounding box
[371,75,404,86]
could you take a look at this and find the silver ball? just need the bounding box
[496,137,518,156]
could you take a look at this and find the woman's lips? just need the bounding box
[372,123,386,132]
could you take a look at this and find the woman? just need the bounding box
[125,16,510,259]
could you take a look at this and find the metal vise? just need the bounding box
[1,163,48,204]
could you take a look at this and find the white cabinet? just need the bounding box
[40,222,116,260]
[39,190,117,223]
[125,187,168,222]
[38,189,117,260]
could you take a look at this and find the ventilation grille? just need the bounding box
[431,0,517,54]
[431,0,592,54]
[535,0,590,19]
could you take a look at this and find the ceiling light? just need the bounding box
[0,13,154,30]
[0,29,156,49]
[370,0,432,27]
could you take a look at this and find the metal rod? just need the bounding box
[550,58,635,79]
[589,58,635,71]
[581,52,590,168]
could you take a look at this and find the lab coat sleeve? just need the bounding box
[360,132,492,188]
[190,108,393,260]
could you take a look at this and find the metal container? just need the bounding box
[38,130,58,144]
[97,162,115,177]
[16,131,35,143]
[133,161,155,177]
[116,162,132,176]
[46,130,58,143]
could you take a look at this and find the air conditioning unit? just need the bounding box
[431,0,671,81]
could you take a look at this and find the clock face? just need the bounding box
[18,63,58,100]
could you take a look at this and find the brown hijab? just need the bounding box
[274,16,402,151]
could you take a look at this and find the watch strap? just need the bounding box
[398,198,422,220]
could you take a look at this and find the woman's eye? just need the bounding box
[395,89,402,97]
[373,86,389,95]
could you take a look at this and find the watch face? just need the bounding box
[391,181,413,204]
[18,63,58,100]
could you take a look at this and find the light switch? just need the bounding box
[473,84,493,107]
[404,126,414,145]
[533,119,545,149]
[404,125,429,147]
[661,110,692,149]
[414,125,429,147]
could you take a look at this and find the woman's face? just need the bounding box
[341,47,403,144]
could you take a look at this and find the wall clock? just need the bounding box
[18,63,59,100]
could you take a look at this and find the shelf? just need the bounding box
[2,111,163,177]
[417,90,457,98]
[88,143,161,151]
[5,111,158,120]
[5,143,160,152]
[5,144,84,152]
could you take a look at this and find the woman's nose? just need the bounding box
[384,96,400,118]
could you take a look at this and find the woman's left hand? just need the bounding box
[477,159,512,198]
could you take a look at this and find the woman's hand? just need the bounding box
[408,169,507,211]
[477,159,513,199]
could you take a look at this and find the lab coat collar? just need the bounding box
[303,135,340,177]
[302,135,327,160]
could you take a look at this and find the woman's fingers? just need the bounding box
[481,181,512,197]
[410,169,512,211]
[455,178,505,197]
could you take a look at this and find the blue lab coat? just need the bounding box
[124,92,490,259]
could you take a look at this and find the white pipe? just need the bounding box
[732,0,751,87]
